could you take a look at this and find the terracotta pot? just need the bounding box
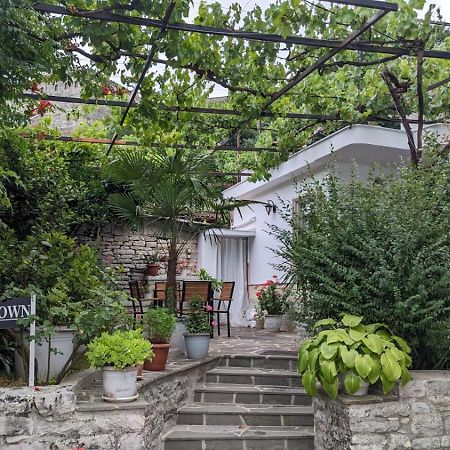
[137,364,144,380]
[255,318,264,329]
[144,343,170,371]
[146,264,160,276]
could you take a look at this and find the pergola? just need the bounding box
[25,0,450,171]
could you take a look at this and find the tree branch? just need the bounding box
[416,44,425,157]
[322,54,399,70]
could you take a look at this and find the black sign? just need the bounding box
[0,297,32,329]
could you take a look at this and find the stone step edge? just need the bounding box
[207,367,298,377]
[76,398,149,412]
[195,383,306,394]
[223,353,298,361]
[178,403,313,415]
[162,425,314,441]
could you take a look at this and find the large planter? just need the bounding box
[264,315,282,332]
[280,314,295,332]
[146,264,160,276]
[170,320,186,356]
[15,326,75,382]
[144,343,170,371]
[102,366,139,402]
[184,333,210,359]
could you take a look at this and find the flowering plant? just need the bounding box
[185,298,213,334]
[256,276,286,316]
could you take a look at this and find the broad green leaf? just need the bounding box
[308,347,320,372]
[389,347,405,363]
[363,334,384,355]
[341,314,363,328]
[367,358,381,384]
[354,354,372,379]
[302,370,317,396]
[313,318,335,329]
[340,346,358,369]
[401,367,411,386]
[349,328,365,342]
[376,329,391,340]
[392,336,411,354]
[320,342,339,360]
[403,352,413,368]
[380,373,396,394]
[321,377,339,399]
[344,372,361,395]
[381,350,402,382]
[319,360,337,384]
[298,349,309,374]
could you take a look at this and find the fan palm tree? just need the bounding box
[106,148,229,307]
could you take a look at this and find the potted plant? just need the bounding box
[142,308,176,371]
[198,268,223,294]
[256,276,286,332]
[144,252,160,276]
[297,314,412,399]
[184,298,212,359]
[86,329,153,403]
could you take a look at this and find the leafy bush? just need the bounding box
[86,329,153,369]
[142,308,176,343]
[272,142,450,369]
[185,298,212,334]
[256,277,286,316]
[0,331,14,375]
[198,268,223,292]
[298,314,412,399]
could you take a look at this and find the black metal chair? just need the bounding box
[128,280,145,321]
[212,282,235,338]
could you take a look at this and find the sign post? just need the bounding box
[0,296,36,387]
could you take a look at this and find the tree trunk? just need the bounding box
[166,238,178,312]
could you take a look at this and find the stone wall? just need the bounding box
[314,370,450,450]
[0,358,219,450]
[78,222,198,288]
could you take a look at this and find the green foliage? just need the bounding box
[198,268,223,292]
[256,278,286,316]
[0,331,14,375]
[273,141,450,369]
[298,314,412,399]
[142,308,176,343]
[86,329,153,370]
[185,298,212,334]
[143,252,160,264]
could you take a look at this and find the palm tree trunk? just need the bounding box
[166,238,178,312]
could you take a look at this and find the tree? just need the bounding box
[106,148,232,305]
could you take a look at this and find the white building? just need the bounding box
[198,124,449,326]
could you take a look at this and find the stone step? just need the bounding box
[177,403,313,426]
[194,383,311,405]
[206,367,301,387]
[161,425,314,450]
[220,354,298,371]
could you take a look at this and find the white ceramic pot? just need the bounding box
[170,320,186,356]
[264,315,282,332]
[15,327,75,382]
[102,366,139,402]
[338,372,370,396]
[184,333,210,359]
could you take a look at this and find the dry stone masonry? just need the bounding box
[314,370,450,450]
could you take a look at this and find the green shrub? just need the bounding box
[185,298,212,334]
[142,308,176,343]
[298,314,412,399]
[272,141,450,369]
[86,329,153,369]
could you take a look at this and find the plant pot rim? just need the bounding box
[265,314,282,317]
[102,365,139,372]
[183,333,211,337]
[150,342,171,347]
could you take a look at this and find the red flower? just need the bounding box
[256,291,261,297]
[102,85,112,96]
[263,280,274,286]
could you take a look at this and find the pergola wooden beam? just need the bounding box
[33,2,450,60]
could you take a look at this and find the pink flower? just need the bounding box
[256,291,261,297]
[204,304,213,312]
[264,280,274,286]
[212,320,217,327]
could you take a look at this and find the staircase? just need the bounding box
[161,353,314,450]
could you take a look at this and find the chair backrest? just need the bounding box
[154,281,181,300]
[129,280,144,300]
[181,281,213,306]
[220,281,235,301]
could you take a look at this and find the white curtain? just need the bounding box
[216,238,250,327]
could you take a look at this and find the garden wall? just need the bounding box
[0,357,219,450]
[78,222,198,288]
[314,371,450,450]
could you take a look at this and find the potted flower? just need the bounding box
[297,314,412,399]
[142,308,176,371]
[86,329,153,403]
[144,252,160,276]
[256,276,286,332]
[184,298,213,359]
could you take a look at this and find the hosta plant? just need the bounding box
[86,329,153,370]
[297,314,412,399]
